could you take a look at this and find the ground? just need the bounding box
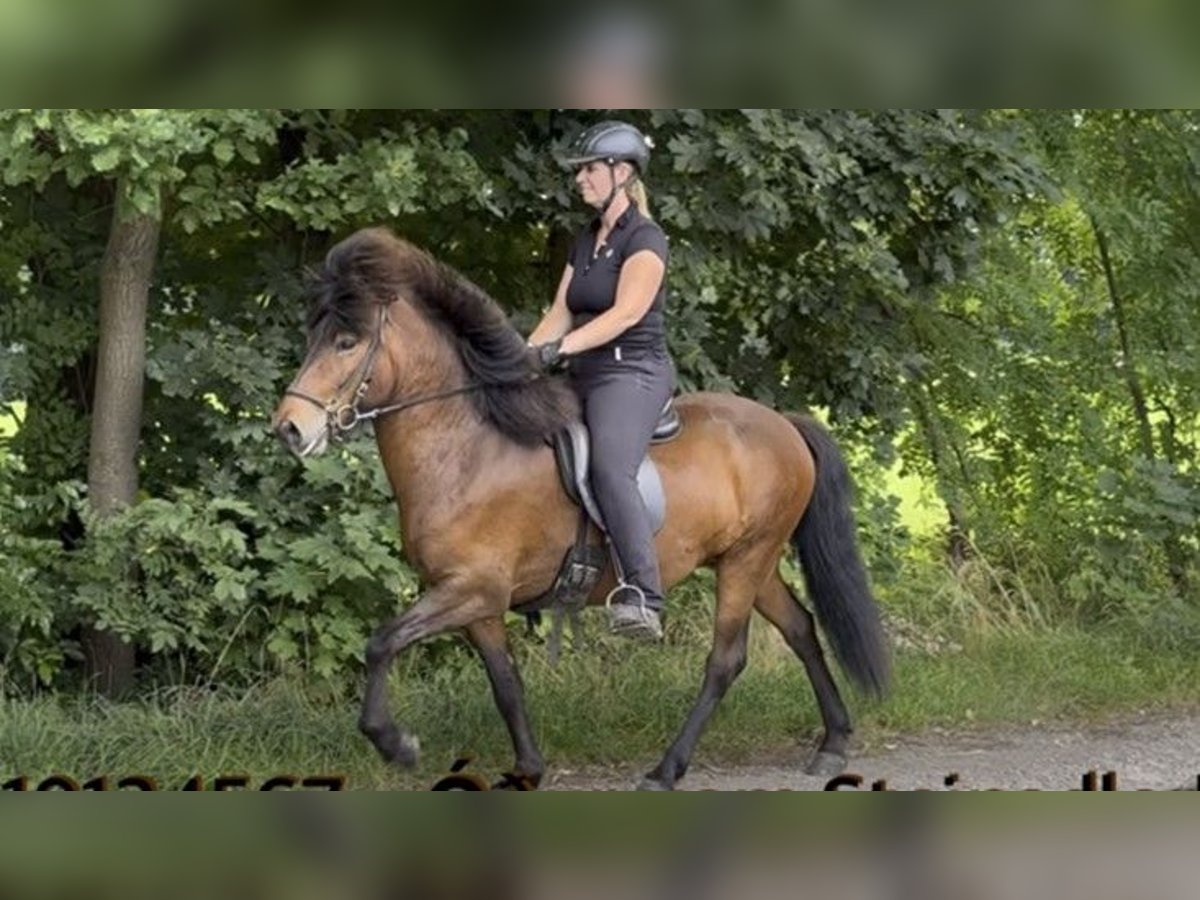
[542,709,1200,790]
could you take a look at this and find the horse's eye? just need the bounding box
[334,335,359,353]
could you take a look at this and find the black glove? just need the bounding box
[528,338,565,372]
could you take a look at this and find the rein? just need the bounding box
[284,301,485,437]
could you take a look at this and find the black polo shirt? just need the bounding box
[565,205,669,356]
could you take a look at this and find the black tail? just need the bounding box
[787,414,891,697]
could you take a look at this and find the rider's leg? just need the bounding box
[582,360,673,612]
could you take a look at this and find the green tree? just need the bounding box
[0,109,1054,693]
[896,110,1198,639]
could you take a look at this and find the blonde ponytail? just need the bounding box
[626,180,651,219]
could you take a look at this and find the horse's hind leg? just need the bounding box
[358,582,498,768]
[464,616,545,787]
[754,571,852,776]
[639,554,762,791]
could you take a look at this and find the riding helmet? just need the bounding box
[561,120,653,173]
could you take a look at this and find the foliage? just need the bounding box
[0,109,1195,695]
[893,110,1200,645]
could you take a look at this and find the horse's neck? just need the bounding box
[372,315,479,510]
[373,399,493,536]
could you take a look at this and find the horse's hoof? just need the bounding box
[806,750,847,777]
[369,725,421,769]
[492,771,541,791]
[636,775,673,791]
[394,733,421,768]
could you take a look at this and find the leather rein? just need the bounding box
[284,301,483,437]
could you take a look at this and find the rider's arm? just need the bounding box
[527,264,574,346]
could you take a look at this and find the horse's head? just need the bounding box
[274,226,577,458]
[271,229,442,458]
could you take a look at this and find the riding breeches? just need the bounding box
[569,347,676,610]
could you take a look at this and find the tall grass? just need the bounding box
[4,567,1199,789]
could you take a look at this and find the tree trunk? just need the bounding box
[1092,217,1190,597]
[910,382,973,569]
[82,184,162,697]
[1092,218,1155,459]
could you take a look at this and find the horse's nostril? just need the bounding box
[277,419,302,451]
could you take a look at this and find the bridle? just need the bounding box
[284,300,483,438]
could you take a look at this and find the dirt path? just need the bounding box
[541,710,1200,790]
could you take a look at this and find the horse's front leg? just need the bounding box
[464,617,544,787]
[358,579,498,768]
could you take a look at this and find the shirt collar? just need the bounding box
[591,203,639,232]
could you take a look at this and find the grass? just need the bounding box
[3,617,1198,790]
[1,405,1189,786]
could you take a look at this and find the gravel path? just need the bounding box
[541,709,1200,790]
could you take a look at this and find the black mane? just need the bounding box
[307,227,578,446]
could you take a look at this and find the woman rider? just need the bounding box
[527,120,676,642]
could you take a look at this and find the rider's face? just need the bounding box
[574,161,612,207]
[575,160,634,209]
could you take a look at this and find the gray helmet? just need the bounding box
[561,120,653,173]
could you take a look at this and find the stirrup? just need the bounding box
[604,582,648,610]
[606,584,663,642]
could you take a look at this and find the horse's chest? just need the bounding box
[395,507,466,580]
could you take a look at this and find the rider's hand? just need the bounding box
[527,338,565,372]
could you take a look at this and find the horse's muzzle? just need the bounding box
[275,418,305,455]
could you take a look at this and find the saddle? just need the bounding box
[552,396,682,535]
[518,398,682,644]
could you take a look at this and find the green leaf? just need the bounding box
[91,145,122,173]
[212,139,235,164]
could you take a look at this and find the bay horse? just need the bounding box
[271,227,890,790]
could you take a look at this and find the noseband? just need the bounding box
[284,301,482,437]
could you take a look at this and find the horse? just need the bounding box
[271,226,890,791]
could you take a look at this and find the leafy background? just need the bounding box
[0,109,1196,695]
